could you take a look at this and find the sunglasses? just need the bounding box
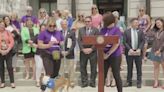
[40,11,45,14]
[49,25,56,28]
[85,21,91,23]
[139,9,144,12]
[27,10,32,12]
[78,15,84,17]
[92,7,97,10]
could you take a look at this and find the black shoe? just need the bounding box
[123,82,132,87]
[137,83,141,88]
[81,83,88,88]
[89,83,96,88]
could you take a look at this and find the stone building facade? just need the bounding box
[0,0,164,19]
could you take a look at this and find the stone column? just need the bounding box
[146,0,151,16]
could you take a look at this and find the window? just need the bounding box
[39,0,57,15]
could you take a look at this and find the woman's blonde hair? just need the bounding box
[46,17,56,26]
[75,13,85,22]
[10,12,18,19]
[91,4,99,15]
[38,8,48,19]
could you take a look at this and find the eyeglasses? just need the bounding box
[49,25,56,28]
[27,10,32,12]
[85,21,91,23]
[40,11,45,14]
[92,7,97,10]
[78,15,84,17]
[139,9,144,12]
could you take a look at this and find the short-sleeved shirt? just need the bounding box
[12,20,21,30]
[21,15,38,24]
[38,30,64,53]
[100,26,122,57]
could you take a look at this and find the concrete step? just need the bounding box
[76,78,164,86]
[75,65,159,72]
[0,79,36,86]
[13,62,155,73]
[2,76,164,87]
[3,54,162,86]
[4,70,164,80]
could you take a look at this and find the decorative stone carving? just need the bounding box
[0,0,29,18]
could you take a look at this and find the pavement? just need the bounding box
[0,86,164,92]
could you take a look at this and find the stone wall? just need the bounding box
[128,0,164,18]
[127,0,146,18]
[151,0,164,17]
[0,0,29,18]
[57,0,93,16]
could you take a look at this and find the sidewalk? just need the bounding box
[0,86,164,92]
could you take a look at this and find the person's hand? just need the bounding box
[61,51,69,56]
[28,40,33,45]
[31,43,38,48]
[82,48,93,54]
[155,50,161,56]
[86,48,93,54]
[48,41,59,47]
[135,49,141,55]
[82,48,89,54]
[128,49,135,56]
[104,53,110,60]
[11,33,15,37]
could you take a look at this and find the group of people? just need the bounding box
[0,4,164,92]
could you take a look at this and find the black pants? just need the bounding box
[104,55,122,92]
[41,51,61,78]
[126,56,142,84]
[80,51,97,85]
[0,52,14,83]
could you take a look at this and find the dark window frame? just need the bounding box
[39,0,57,15]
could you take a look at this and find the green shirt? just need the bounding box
[21,27,39,54]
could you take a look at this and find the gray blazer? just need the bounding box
[63,29,76,59]
[123,28,145,55]
[78,26,99,51]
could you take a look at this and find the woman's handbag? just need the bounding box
[52,50,60,60]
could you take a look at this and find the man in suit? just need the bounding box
[123,18,145,88]
[60,20,76,86]
[78,16,99,87]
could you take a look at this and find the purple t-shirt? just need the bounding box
[21,15,38,24]
[38,30,64,53]
[100,26,122,57]
[12,20,21,30]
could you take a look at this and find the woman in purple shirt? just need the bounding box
[38,18,64,78]
[100,12,122,92]
[11,12,21,31]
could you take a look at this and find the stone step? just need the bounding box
[4,70,164,80]
[1,77,164,87]
[0,79,36,86]
[75,65,158,72]
[76,78,164,86]
[12,64,156,73]
[17,55,154,66]
[5,54,162,86]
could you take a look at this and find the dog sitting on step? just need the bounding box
[40,75,74,92]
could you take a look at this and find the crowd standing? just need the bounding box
[0,4,164,92]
